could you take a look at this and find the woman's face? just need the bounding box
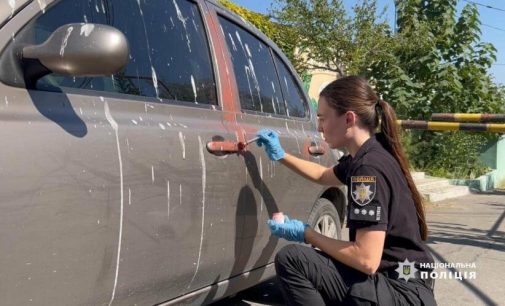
[317,96,349,149]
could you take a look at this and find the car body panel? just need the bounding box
[0,0,32,27]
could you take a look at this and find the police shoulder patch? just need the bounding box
[350,176,376,206]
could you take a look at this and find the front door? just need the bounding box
[0,0,245,304]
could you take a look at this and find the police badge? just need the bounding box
[395,258,418,282]
[351,176,376,206]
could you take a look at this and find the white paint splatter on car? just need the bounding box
[59,26,74,57]
[36,0,47,13]
[294,134,301,154]
[80,23,94,37]
[271,97,277,114]
[188,136,207,289]
[191,75,197,103]
[245,43,252,57]
[245,58,262,111]
[228,33,237,51]
[244,67,255,107]
[179,131,186,159]
[152,67,159,99]
[259,157,264,211]
[173,0,191,52]
[135,1,160,98]
[167,180,170,219]
[8,0,15,17]
[235,31,244,52]
[104,101,124,306]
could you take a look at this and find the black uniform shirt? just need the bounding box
[333,136,434,271]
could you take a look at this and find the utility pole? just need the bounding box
[393,0,399,34]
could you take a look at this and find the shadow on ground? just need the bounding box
[210,279,285,306]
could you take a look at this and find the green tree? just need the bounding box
[370,0,504,177]
[270,0,394,76]
[371,0,503,119]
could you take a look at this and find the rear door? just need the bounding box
[0,0,244,304]
[214,9,329,275]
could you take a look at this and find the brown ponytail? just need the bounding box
[320,76,428,240]
[376,100,428,240]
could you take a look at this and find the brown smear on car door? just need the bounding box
[202,5,250,144]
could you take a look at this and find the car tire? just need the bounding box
[307,198,342,240]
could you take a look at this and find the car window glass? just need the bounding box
[274,55,308,118]
[218,16,285,115]
[18,0,217,105]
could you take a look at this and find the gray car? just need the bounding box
[0,0,346,305]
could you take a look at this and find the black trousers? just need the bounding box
[275,244,437,306]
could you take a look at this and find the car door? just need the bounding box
[214,9,329,275]
[0,0,245,304]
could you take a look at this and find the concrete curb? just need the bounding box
[412,171,470,202]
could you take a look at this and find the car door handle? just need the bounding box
[206,136,258,155]
[308,143,326,156]
[206,140,240,155]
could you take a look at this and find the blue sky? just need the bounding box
[232,0,505,86]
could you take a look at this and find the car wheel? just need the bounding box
[307,198,342,240]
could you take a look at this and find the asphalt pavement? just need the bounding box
[212,190,505,306]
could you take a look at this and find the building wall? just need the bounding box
[307,71,337,105]
[478,135,505,189]
[496,136,505,188]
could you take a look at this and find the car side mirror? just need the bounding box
[22,23,129,88]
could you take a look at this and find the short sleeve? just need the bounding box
[347,165,389,231]
[333,155,352,184]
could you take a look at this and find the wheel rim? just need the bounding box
[315,214,337,238]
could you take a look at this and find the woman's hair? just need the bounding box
[320,76,428,240]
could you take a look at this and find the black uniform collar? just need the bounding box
[352,135,378,162]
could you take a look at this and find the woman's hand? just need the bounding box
[256,128,286,161]
[267,215,308,243]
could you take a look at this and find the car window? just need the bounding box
[218,16,286,116]
[17,0,217,105]
[273,54,308,118]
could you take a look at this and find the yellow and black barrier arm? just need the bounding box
[431,113,505,123]
[397,120,505,133]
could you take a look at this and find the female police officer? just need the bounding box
[256,76,437,305]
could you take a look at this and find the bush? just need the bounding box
[403,130,494,179]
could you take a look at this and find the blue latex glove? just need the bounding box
[256,129,286,161]
[267,215,308,243]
